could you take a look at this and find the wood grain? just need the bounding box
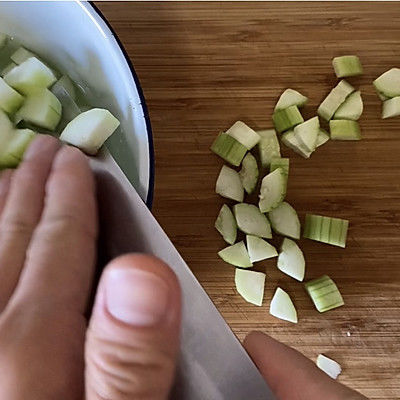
[96,3,400,398]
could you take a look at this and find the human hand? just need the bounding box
[0,136,366,400]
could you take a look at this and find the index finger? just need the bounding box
[9,145,98,314]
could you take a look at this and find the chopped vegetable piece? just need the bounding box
[239,153,259,194]
[305,275,344,313]
[272,105,304,133]
[226,121,260,150]
[316,355,342,379]
[51,84,81,130]
[281,129,312,158]
[246,235,277,262]
[10,46,37,65]
[318,80,355,121]
[235,269,266,306]
[270,287,298,323]
[333,91,363,120]
[218,241,252,268]
[332,55,363,78]
[257,128,281,167]
[60,108,120,155]
[4,57,57,94]
[373,68,400,98]
[215,165,244,202]
[382,96,400,119]
[277,238,305,281]
[1,62,17,78]
[0,77,24,114]
[304,214,348,248]
[316,128,330,148]
[258,168,287,213]
[268,201,301,240]
[211,132,247,166]
[16,88,61,131]
[51,75,77,101]
[293,116,320,152]
[0,108,14,132]
[234,203,272,238]
[215,204,237,245]
[329,120,361,140]
[274,88,308,111]
[377,91,389,101]
[0,33,7,48]
[270,157,289,176]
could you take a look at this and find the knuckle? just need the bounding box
[86,332,174,399]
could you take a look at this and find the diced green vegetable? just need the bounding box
[0,77,24,114]
[10,46,37,65]
[318,80,355,121]
[272,105,304,133]
[268,201,301,240]
[329,119,361,140]
[332,55,363,78]
[239,153,259,194]
[274,88,308,111]
[257,128,281,167]
[16,88,61,131]
[281,129,312,159]
[215,165,244,202]
[211,132,247,166]
[234,203,272,238]
[246,235,277,263]
[316,355,342,379]
[269,287,298,323]
[293,116,320,152]
[60,108,120,155]
[215,204,237,245]
[235,269,266,306]
[218,241,252,268]
[303,214,349,248]
[1,62,17,78]
[277,238,305,281]
[226,121,260,150]
[373,68,400,98]
[316,128,330,148]
[377,91,389,101]
[333,91,363,120]
[52,75,77,101]
[258,168,287,213]
[382,96,400,119]
[4,57,57,94]
[270,158,289,176]
[0,108,13,132]
[305,275,344,313]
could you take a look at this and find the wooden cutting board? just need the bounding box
[97,3,400,398]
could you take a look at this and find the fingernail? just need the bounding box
[105,268,169,326]
[24,135,59,160]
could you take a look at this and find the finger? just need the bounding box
[85,254,181,400]
[0,136,60,311]
[0,169,13,217]
[244,331,367,400]
[9,145,97,314]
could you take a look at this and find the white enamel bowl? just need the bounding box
[0,1,154,206]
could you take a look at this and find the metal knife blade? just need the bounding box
[90,149,274,400]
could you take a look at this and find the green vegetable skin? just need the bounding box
[305,275,344,313]
[272,105,304,133]
[332,55,363,78]
[329,120,361,140]
[211,132,247,166]
[304,214,349,248]
[270,157,289,176]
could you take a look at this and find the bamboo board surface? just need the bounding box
[96,3,400,398]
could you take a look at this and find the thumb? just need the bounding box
[85,254,181,400]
